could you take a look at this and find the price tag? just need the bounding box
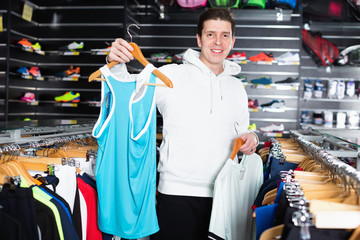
[250,108,258,112]
[22,2,33,22]
[0,14,3,32]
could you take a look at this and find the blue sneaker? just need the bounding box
[17,67,30,76]
[250,77,272,85]
[314,80,323,98]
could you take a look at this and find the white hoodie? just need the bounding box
[110,49,249,198]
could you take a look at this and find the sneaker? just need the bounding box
[275,77,299,84]
[303,79,313,100]
[249,52,274,62]
[21,92,36,103]
[250,77,272,85]
[248,99,259,109]
[226,51,246,61]
[174,51,185,61]
[261,100,286,112]
[336,112,346,128]
[55,91,80,103]
[337,81,345,99]
[248,123,257,131]
[259,123,284,133]
[301,111,311,124]
[29,67,41,77]
[59,41,84,51]
[314,80,324,98]
[31,42,42,51]
[17,38,32,50]
[91,46,111,53]
[17,67,30,76]
[348,111,359,128]
[346,81,355,97]
[275,52,300,65]
[323,111,333,127]
[65,66,81,77]
[150,52,169,61]
[328,80,337,99]
[313,112,323,125]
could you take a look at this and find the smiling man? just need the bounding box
[105,8,258,240]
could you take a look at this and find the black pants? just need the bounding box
[150,192,213,240]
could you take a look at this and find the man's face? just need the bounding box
[197,19,235,72]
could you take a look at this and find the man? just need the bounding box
[106,8,258,240]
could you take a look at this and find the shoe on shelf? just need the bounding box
[21,92,36,103]
[248,99,259,109]
[348,111,359,128]
[151,52,173,62]
[261,100,286,112]
[59,41,84,51]
[323,111,333,127]
[301,111,311,124]
[314,80,323,98]
[336,112,346,128]
[17,38,32,50]
[327,80,337,99]
[29,67,41,77]
[259,123,284,133]
[17,67,30,76]
[249,52,274,62]
[337,80,345,99]
[275,52,300,64]
[174,51,185,61]
[31,42,42,51]
[55,91,80,103]
[248,123,257,131]
[346,81,355,97]
[65,66,81,77]
[226,51,246,61]
[275,77,299,84]
[250,77,272,85]
[303,79,313,100]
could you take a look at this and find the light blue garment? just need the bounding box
[93,65,159,239]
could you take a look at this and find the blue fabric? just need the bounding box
[255,203,278,240]
[93,68,159,239]
[40,187,72,223]
[269,157,298,179]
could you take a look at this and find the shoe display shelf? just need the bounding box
[3,0,132,121]
[0,4,8,121]
[299,20,360,131]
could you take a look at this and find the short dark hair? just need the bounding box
[197,8,235,37]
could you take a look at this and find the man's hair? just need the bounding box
[197,8,235,37]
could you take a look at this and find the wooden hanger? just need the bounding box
[259,224,284,240]
[230,137,245,160]
[88,42,173,88]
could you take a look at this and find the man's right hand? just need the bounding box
[106,38,135,63]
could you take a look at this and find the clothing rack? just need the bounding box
[290,130,360,195]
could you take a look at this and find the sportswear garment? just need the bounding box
[93,64,159,238]
[55,165,77,213]
[208,154,263,240]
[110,48,250,198]
[255,204,279,240]
[151,193,213,240]
[77,177,102,240]
[34,198,61,240]
[78,189,88,240]
[0,185,39,240]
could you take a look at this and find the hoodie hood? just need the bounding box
[183,48,241,76]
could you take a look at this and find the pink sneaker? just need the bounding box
[21,92,36,103]
[226,51,246,61]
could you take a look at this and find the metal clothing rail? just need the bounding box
[290,130,360,195]
[0,129,93,153]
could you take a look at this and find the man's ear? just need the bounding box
[196,34,202,48]
[230,35,235,49]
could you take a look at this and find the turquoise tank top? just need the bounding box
[93,65,159,239]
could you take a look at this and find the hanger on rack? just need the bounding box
[88,24,173,88]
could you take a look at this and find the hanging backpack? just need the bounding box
[208,0,240,8]
[176,0,207,8]
[241,0,266,9]
[302,29,339,66]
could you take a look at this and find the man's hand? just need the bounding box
[106,38,135,63]
[239,132,258,155]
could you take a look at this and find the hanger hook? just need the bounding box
[127,24,140,42]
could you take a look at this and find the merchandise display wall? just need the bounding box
[1,0,359,140]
